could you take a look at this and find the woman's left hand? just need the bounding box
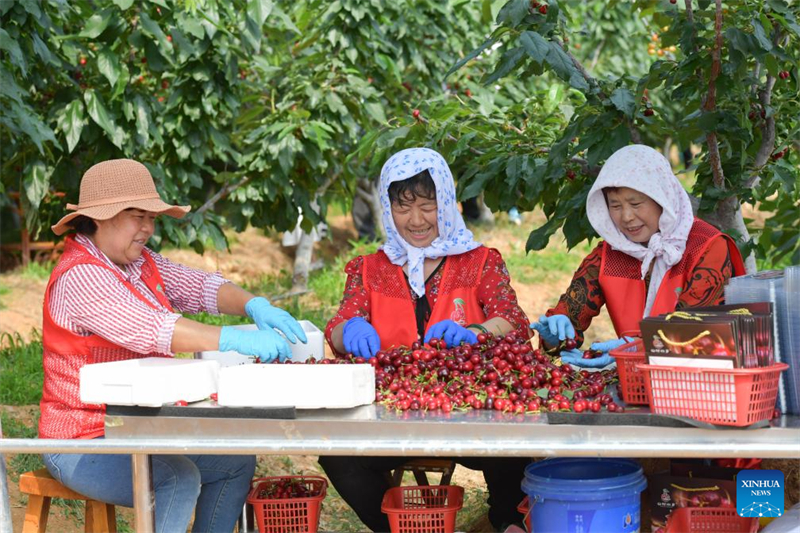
[245,297,308,344]
[424,320,478,348]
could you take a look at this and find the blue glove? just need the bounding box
[424,320,478,348]
[245,297,307,344]
[559,348,613,369]
[342,317,381,359]
[530,314,575,346]
[219,326,291,363]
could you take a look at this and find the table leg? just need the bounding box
[0,416,12,533]
[131,454,155,533]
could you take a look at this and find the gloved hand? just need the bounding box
[424,320,478,348]
[245,297,307,344]
[219,326,291,363]
[530,314,575,347]
[342,317,381,359]
[559,348,613,369]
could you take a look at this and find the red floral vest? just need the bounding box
[364,248,489,350]
[599,218,746,337]
[39,236,173,439]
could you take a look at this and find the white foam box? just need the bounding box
[217,364,375,409]
[194,320,324,366]
[80,357,219,407]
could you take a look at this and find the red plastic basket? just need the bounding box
[664,507,758,533]
[638,362,787,426]
[246,475,327,533]
[381,485,464,533]
[610,339,649,405]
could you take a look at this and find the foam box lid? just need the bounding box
[218,363,375,409]
[195,320,325,366]
[80,357,219,408]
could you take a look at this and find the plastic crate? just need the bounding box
[381,485,464,533]
[246,476,327,533]
[638,362,788,426]
[664,507,758,533]
[610,339,649,405]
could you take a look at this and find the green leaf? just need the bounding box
[520,31,549,64]
[247,0,273,26]
[609,87,636,119]
[97,46,121,87]
[484,46,526,84]
[79,9,113,38]
[751,18,773,51]
[0,28,26,75]
[5,101,58,154]
[445,36,496,78]
[113,0,135,9]
[364,102,387,124]
[58,100,85,153]
[84,90,126,148]
[496,0,529,27]
[32,33,57,66]
[24,161,50,211]
[545,42,580,85]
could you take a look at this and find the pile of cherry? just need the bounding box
[255,477,323,499]
[306,331,624,414]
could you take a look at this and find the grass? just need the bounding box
[0,283,9,309]
[19,260,55,281]
[0,331,44,405]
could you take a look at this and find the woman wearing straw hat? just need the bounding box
[42,159,307,533]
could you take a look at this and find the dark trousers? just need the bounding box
[318,455,529,532]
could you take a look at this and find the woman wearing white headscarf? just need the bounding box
[326,146,529,358]
[321,147,530,532]
[530,144,745,367]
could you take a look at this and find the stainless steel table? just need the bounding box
[2,405,798,533]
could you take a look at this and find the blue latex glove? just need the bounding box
[342,317,381,359]
[219,326,291,363]
[560,337,634,368]
[424,320,478,348]
[530,314,575,346]
[245,297,307,344]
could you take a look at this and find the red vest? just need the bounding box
[599,218,745,337]
[39,236,173,439]
[364,248,489,350]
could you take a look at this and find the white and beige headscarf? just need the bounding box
[586,144,694,317]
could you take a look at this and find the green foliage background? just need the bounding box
[2,0,799,263]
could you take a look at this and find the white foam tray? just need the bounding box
[217,363,375,409]
[194,320,324,366]
[80,357,219,407]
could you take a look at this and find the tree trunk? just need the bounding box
[291,230,316,292]
[716,197,757,274]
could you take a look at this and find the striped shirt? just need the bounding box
[49,233,227,355]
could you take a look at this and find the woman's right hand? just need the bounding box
[219,326,292,363]
[530,314,575,347]
[342,317,381,359]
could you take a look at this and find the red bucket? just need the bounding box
[664,507,758,533]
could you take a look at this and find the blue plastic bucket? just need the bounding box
[521,458,647,533]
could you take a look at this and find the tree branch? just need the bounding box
[703,0,725,189]
[195,175,250,215]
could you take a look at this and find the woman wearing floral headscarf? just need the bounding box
[530,144,746,367]
[321,147,530,532]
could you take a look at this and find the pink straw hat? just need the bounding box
[52,159,190,235]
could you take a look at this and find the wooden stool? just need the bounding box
[389,459,456,487]
[19,469,117,533]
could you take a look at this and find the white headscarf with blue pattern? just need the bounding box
[379,147,481,298]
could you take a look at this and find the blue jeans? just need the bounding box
[43,448,256,533]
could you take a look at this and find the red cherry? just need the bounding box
[412,109,420,119]
[538,4,548,14]
[464,88,473,97]
[167,35,172,42]
[564,338,577,350]
[566,169,576,181]
[141,57,147,64]
[79,57,87,66]
[669,0,677,4]
[175,400,188,406]
[644,108,655,117]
